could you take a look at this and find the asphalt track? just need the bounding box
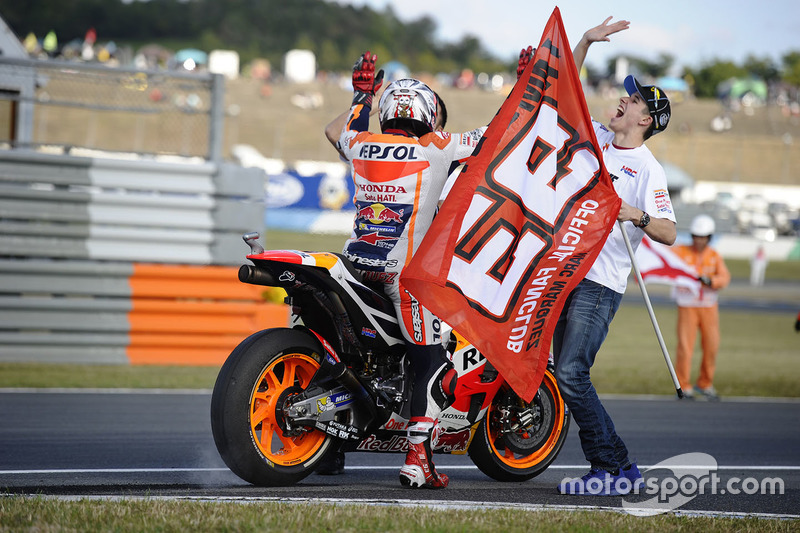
[1,390,798,518]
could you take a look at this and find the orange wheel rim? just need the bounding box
[487,371,566,469]
[249,352,325,466]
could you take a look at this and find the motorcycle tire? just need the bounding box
[468,369,570,482]
[210,327,335,486]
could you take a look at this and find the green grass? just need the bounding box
[0,497,794,532]
[725,258,800,282]
[597,305,800,398]
[1,305,797,397]
[1,230,797,396]
[0,363,218,390]
[262,228,800,283]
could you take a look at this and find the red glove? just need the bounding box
[352,51,384,107]
[517,46,535,80]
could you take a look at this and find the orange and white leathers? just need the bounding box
[671,244,731,390]
[338,103,485,347]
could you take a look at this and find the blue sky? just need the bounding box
[328,0,798,71]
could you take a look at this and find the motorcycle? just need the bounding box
[210,232,570,487]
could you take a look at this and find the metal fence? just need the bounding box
[0,57,224,161]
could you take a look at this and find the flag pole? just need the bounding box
[618,221,684,398]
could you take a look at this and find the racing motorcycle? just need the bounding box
[210,232,570,487]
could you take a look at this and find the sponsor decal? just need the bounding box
[358,144,420,161]
[435,428,472,453]
[407,291,423,343]
[654,188,673,214]
[356,231,398,247]
[355,203,405,224]
[316,392,353,414]
[356,429,472,453]
[361,326,377,338]
[357,433,410,452]
[381,416,408,431]
[457,346,486,372]
[344,252,398,268]
[360,271,398,284]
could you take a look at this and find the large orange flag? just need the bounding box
[401,8,620,402]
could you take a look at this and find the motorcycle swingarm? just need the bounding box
[283,385,364,441]
[283,357,380,441]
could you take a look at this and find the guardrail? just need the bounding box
[0,259,287,365]
[0,56,224,161]
[0,149,286,365]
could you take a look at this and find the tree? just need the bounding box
[782,51,800,87]
[743,55,780,83]
[684,60,747,98]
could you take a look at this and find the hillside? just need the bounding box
[222,78,800,186]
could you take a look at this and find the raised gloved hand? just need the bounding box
[698,276,712,287]
[517,45,535,80]
[352,51,384,107]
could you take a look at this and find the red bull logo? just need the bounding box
[435,428,472,452]
[356,203,405,224]
[356,205,377,220]
[378,206,404,223]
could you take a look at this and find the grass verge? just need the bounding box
[0,305,797,397]
[0,498,794,532]
[262,230,800,283]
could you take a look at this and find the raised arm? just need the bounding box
[324,51,384,157]
[572,16,630,72]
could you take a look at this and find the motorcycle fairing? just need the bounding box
[247,250,405,352]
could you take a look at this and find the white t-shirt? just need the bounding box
[585,121,676,294]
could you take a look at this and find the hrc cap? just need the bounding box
[624,75,671,135]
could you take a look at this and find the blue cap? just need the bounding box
[624,75,671,135]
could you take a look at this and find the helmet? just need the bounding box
[690,214,715,237]
[378,79,438,134]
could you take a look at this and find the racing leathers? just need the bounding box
[337,101,485,422]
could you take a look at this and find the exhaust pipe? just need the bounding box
[238,264,277,286]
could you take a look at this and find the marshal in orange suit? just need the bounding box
[671,215,731,400]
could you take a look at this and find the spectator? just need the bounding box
[750,244,768,286]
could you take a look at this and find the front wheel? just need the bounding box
[210,328,334,486]
[468,369,570,482]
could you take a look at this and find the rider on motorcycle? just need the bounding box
[335,53,485,488]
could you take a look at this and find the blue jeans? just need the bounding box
[553,278,629,471]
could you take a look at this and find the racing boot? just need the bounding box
[399,417,449,489]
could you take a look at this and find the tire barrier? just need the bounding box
[0,259,288,365]
[0,150,287,365]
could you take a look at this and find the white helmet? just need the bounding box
[690,214,716,237]
[378,78,438,134]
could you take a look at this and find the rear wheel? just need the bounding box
[468,369,569,481]
[210,328,334,486]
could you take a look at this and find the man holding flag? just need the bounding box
[401,10,676,495]
[553,17,677,495]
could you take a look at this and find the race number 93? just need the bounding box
[446,105,600,317]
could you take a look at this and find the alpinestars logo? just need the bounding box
[407,290,423,343]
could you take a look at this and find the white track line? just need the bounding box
[1,388,799,402]
[4,494,798,521]
[2,465,799,475]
